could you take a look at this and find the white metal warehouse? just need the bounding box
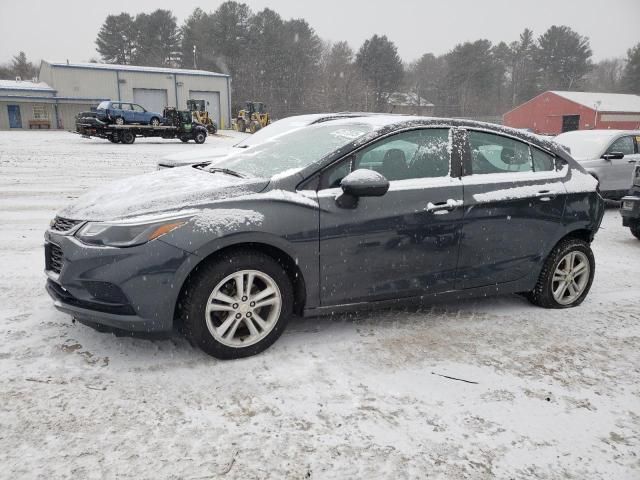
[0,61,231,131]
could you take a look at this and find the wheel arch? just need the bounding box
[173,241,308,328]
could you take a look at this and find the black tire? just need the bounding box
[237,119,246,133]
[108,136,119,143]
[194,131,206,144]
[150,117,161,127]
[527,238,595,309]
[180,136,190,143]
[120,131,135,144]
[114,116,125,126]
[179,250,293,359]
[630,222,640,240]
[249,120,261,133]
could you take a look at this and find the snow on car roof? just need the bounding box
[551,91,640,113]
[0,79,55,92]
[46,61,229,78]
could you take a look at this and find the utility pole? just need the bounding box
[193,45,197,70]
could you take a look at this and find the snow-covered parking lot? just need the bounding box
[1,131,639,479]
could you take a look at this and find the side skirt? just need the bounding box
[303,276,535,317]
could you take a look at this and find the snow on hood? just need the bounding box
[59,166,268,221]
[159,146,237,167]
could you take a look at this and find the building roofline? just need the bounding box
[42,60,230,78]
[502,91,558,118]
[0,94,109,102]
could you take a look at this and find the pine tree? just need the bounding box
[621,43,640,94]
[355,35,403,111]
[95,13,137,64]
[536,25,592,90]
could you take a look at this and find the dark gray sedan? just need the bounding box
[45,116,605,359]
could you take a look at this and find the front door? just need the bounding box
[318,128,464,306]
[7,105,22,128]
[457,129,567,289]
[603,135,639,191]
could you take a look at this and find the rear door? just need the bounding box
[318,127,464,306]
[457,129,567,289]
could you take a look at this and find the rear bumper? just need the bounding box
[621,196,640,226]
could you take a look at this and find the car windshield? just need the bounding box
[234,117,317,148]
[97,101,110,110]
[209,122,374,178]
[554,131,617,160]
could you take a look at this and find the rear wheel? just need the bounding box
[630,222,640,240]
[120,131,135,144]
[150,117,161,127]
[194,131,206,144]
[180,136,190,143]
[527,238,595,308]
[180,250,293,359]
[114,116,125,125]
[237,119,246,133]
[108,136,119,143]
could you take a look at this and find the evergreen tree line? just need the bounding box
[3,3,640,118]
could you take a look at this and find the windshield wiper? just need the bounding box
[206,167,246,178]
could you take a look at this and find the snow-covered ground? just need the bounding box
[0,131,638,479]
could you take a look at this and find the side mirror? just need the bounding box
[602,152,624,161]
[336,169,389,208]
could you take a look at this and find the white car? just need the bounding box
[554,130,640,199]
[157,113,376,169]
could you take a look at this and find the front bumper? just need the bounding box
[44,229,194,332]
[620,196,640,227]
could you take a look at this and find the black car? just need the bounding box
[621,163,640,239]
[45,116,605,359]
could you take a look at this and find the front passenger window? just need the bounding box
[319,128,451,189]
[606,136,634,156]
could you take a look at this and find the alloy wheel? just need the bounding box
[205,270,282,348]
[551,251,590,305]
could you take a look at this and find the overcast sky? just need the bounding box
[1,0,638,66]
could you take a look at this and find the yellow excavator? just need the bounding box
[186,99,218,134]
[235,101,270,133]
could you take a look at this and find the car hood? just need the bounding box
[158,146,238,168]
[58,166,269,221]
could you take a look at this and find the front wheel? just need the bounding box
[527,238,595,308]
[180,251,293,359]
[194,131,206,144]
[630,222,640,240]
[150,117,161,127]
[114,116,125,125]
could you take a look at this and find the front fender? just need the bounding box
[160,197,321,309]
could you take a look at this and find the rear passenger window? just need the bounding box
[469,131,532,174]
[531,147,556,172]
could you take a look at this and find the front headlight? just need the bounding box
[76,217,189,247]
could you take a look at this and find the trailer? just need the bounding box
[75,108,209,145]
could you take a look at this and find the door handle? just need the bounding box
[629,160,638,164]
[537,190,553,202]
[425,199,462,214]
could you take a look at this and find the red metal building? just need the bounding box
[503,91,640,135]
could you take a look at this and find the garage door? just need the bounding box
[189,90,220,126]
[133,88,168,114]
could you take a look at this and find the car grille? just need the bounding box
[50,216,82,233]
[47,243,64,274]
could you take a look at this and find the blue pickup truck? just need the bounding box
[96,101,164,126]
